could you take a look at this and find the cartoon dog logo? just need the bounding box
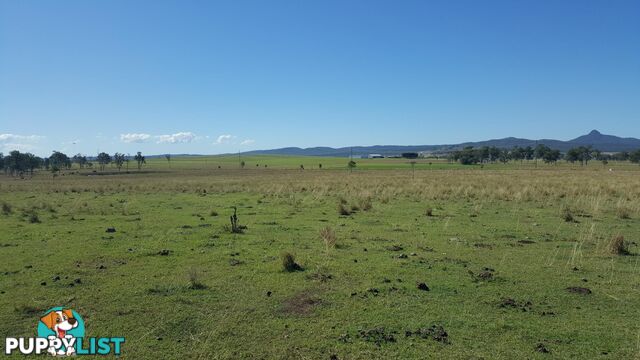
[38,308,84,356]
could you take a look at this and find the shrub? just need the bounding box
[338,203,351,216]
[229,207,245,233]
[1,202,11,215]
[282,252,303,272]
[561,206,575,223]
[616,206,631,220]
[320,226,337,251]
[187,268,208,290]
[210,210,219,217]
[23,208,40,223]
[359,197,373,211]
[608,235,630,255]
[425,208,433,217]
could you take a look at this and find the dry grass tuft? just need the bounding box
[319,226,337,251]
[608,235,630,255]
[282,252,303,272]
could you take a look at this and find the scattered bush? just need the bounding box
[425,208,433,217]
[608,235,630,255]
[187,268,208,290]
[359,197,373,211]
[229,206,245,233]
[22,208,40,223]
[561,206,575,223]
[338,203,351,216]
[320,226,337,251]
[210,210,219,217]
[616,206,631,220]
[282,252,303,272]
[1,202,11,215]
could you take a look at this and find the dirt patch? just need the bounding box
[280,290,322,316]
[470,267,495,281]
[566,286,591,295]
[358,327,397,346]
[499,298,533,312]
[386,245,403,251]
[405,325,450,344]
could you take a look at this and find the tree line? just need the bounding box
[0,150,146,176]
[450,145,640,165]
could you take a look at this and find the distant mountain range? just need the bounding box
[242,130,640,157]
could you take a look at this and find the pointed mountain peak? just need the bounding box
[588,129,601,136]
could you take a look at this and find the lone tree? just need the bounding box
[97,152,111,171]
[49,151,71,171]
[402,152,419,159]
[566,146,594,166]
[72,153,87,169]
[348,160,356,172]
[134,152,146,170]
[113,153,126,172]
[165,154,171,167]
[542,149,561,164]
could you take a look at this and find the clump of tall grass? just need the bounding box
[22,208,40,223]
[616,206,631,220]
[1,202,11,215]
[359,197,373,211]
[608,235,630,255]
[187,268,208,290]
[319,226,337,251]
[338,202,352,216]
[561,206,575,223]
[282,252,303,272]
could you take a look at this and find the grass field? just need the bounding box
[1,155,639,359]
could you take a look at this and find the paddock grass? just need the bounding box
[0,157,639,358]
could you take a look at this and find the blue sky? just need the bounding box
[1,0,639,156]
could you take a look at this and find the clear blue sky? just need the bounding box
[1,0,639,156]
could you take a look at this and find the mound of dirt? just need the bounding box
[566,286,591,295]
[281,290,322,316]
[499,298,533,311]
[358,327,396,346]
[405,325,450,344]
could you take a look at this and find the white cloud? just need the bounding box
[240,139,255,145]
[0,134,44,153]
[156,132,196,144]
[0,134,43,142]
[215,134,236,144]
[1,143,37,153]
[120,133,152,143]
